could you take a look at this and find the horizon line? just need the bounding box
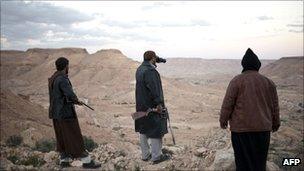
[0,47,303,60]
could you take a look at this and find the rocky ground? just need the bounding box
[0,128,283,171]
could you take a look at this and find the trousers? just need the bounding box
[139,134,163,161]
[231,131,270,171]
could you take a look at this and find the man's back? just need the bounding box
[48,72,77,120]
[220,48,280,171]
[135,61,164,112]
[135,62,151,112]
[220,70,280,132]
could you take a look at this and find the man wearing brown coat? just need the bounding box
[220,48,280,171]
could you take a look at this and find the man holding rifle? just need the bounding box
[134,51,170,164]
[48,57,100,168]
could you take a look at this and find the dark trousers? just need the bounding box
[53,118,87,158]
[231,131,270,171]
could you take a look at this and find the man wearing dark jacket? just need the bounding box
[135,51,169,164]
[220,48,280,171]
[48,57,100,168]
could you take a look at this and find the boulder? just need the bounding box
[212,147,235,170]
[211,147,281,170]
[266,161,281,171]
[162,145,185,155]
[194,146,208,157]
[43,151,58,163]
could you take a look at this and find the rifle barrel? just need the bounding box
[82,103,94,111]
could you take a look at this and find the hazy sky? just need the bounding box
[1,1,303,60]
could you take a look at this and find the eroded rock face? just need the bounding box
[94,49,122,55]
[26,48,88,55]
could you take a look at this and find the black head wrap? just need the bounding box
[241,48,261,73]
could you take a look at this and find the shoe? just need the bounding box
[60,161,71,168]
[142,154,151,161]
[152,154,171,165]
[82,160,101,169]
[59,156,72,168]
[60,153,72,161]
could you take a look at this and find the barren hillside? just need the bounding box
[260,56,303,91]
[157,58,275,88]
[0,89,53,146]
[0,49,303,170]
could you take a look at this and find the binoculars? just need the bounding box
[156,56,166,63]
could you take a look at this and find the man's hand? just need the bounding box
[220,121,228,129]
[75,100,83,106]
[272,124,280,132]
[156,104,162,113]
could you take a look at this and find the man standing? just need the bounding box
[220,48,280,171]
[48,57,101,168]
[135,51,170,164]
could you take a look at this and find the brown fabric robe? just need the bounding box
[53,119,86,158]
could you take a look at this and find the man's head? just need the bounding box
[55,57,69,74]
[241,48,261,73]
[144,50,157,66]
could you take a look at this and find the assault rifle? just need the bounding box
[131,106,176,145]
